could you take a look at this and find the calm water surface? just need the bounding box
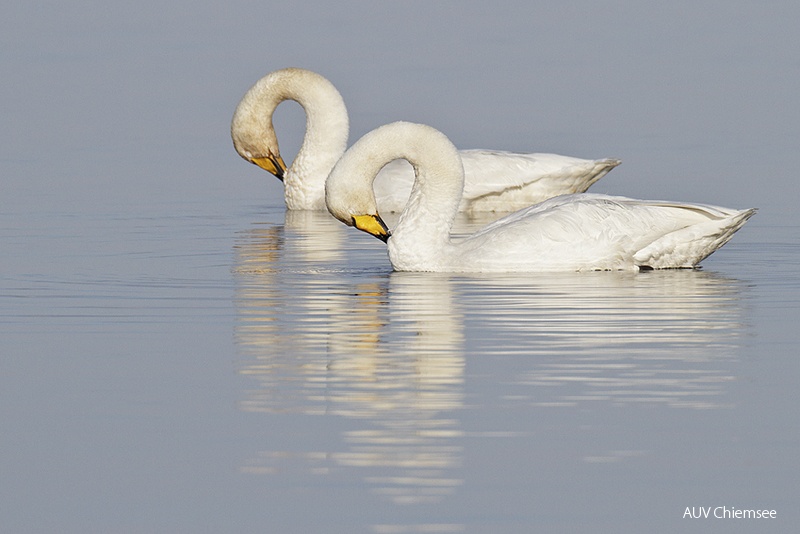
[2,196,795,533]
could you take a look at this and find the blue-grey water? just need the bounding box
[2,2,799,533]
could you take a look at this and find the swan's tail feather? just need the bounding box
[633,208,757,269]
[582,158,622,190]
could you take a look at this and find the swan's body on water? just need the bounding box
[231,68,620,212]
[325,122,756,273]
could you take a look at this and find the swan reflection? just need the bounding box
[233,213,748,509]
[455,269,747,409]
[234,214,464,505]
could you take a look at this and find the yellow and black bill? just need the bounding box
[352,214,391,243]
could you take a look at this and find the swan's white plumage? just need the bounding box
[325,122,756,273]
[232,68,620,212]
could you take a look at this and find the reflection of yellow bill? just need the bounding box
[353,214,391,243]
[251,152,287,180]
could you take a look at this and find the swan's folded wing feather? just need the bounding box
[633,207,757,268]
[372,151,621,213]
[460,195,642,269]
[461,195,755,271]
[458,151,620,202]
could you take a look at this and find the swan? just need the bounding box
[325,122,756,272]
[231,68,621,212]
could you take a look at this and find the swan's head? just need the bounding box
[231,68,350,187]
[233,143,287,181]
[231,72,291,181]
[326,192,392,243]
[325,124,397,243]
[231,108,287,180]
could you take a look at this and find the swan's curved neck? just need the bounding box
[328,122,464,267]
[283,74,349,209]
[244,69,349,210]
[389,138,464,268]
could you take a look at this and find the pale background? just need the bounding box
[4,1,797,218]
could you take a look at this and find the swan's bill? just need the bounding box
[352,214,391,243]
[251,152,287,181]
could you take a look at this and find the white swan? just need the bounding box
[231,68,621,212]
[326,122,756,272]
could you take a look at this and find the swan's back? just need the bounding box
[459,152,621,212]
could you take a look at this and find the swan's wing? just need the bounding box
[458,151,621,210]
[372,151,621,213]
[462,194,754,270]
[478,194,745,232]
